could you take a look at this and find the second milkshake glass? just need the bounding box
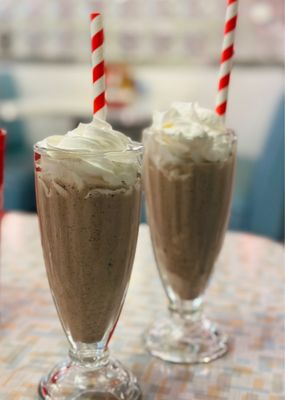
[35,141,143,399]
[143,127,237,364]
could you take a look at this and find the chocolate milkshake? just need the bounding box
[144,103,236,301]
[144,141,236,301]
[36,179,141,343]
[35,118,142,345]
[143,102,236,363]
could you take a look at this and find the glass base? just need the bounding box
[144,313,228,364]
[38,357,141,400]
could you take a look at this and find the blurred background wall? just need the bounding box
[0,0,284,241]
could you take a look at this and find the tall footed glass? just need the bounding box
[143,127,237,364]
[34,142,143,399]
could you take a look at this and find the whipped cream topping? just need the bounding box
[147,102,234,163]
[36,118,141,187]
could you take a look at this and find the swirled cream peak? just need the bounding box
[149,102,234,163]
[37,118,141,187]
[44,118,132,153]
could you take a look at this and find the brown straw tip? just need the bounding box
[90,12,101,21]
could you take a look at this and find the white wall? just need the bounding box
[1,64,283,160]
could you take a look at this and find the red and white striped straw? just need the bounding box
[215,0,239,119]
[90,13,107,120]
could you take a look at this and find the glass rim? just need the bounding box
[34,140,144,157]
[143,126,236,139]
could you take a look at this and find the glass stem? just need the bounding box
[169,296,203,321]
[69,342,109,368]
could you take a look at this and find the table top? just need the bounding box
[0,213,284,400]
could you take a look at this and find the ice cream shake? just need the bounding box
[143,102,236,363]
[35,118,142,345]
[144,102,236,301]
[36,11,143,400]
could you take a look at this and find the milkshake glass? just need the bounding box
[34,118,143,399]
[143,103,236,363]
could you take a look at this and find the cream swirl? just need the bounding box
[148,102,234,163]
[37,118,141,187]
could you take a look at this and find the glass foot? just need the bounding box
[38,357,141,400]
[144,313,228,364]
